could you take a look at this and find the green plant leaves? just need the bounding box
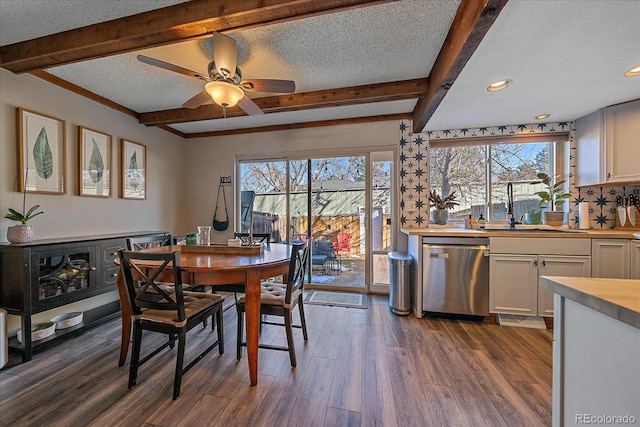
[129,151,138,170]
[88,139,104,184]
[33,126,53,180]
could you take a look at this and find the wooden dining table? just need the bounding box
[121,243,292,386]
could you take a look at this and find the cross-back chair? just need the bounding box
[118,249,224,400]
[212,233,272,310]
[117,235,199,367]
[236,240,310,367]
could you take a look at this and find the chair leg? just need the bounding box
[298,296,308,341]
[236,306,244,360]
[284,309,297,367]
[119,318,131,367]
[128,321,143,389]
[216,305,225,355]
[173,329,186,400]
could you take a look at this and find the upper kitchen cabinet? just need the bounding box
[575,99,640,186]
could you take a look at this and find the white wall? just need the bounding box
[0,69,186,241]
[182,122,399,242]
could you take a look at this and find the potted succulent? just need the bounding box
[4,200,44,243]
[534,172,572,226]
[429,190,459,225]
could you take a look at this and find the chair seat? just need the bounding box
[134,293,223,326]
[237,282,301,309]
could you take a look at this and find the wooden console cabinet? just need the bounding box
[0,232,167,361]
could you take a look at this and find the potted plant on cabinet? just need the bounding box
[534,172,572,226]
[4,201,43,243]
[429,190,459,225]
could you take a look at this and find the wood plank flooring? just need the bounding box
[0,295,552,426]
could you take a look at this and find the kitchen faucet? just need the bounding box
[507,182,518,229]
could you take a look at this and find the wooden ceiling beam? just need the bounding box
[139,79,426,126]
[0,0,393,73]
[411,0,508,133]
[183,113,409,138]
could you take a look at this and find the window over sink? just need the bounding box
[429,134,568,223]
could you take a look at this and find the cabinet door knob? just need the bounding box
[542,260,546,267]
[534,260,538,267]
[90,266,97,271]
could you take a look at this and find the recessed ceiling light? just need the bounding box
[535,114,550,120]
[487,79,512,92]
[625,65,640,77]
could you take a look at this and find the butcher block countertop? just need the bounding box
[401,226,638,239]
[540,276,640,329]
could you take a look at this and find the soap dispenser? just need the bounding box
[478,213,486,229]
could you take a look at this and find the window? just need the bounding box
[429,136,567,223]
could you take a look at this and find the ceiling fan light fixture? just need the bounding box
[487,79,512,92]
[624,65,640,77]
[205,81,244,107]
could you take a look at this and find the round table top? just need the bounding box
[142,243,292,271]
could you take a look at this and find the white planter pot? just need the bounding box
[543,211,565,226]
[7,225,34,243]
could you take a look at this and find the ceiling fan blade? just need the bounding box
[182,90,212,109]
[137,55,208,81]
[237,96,264,116]
[241,79,295,93]
[212,33,237,79]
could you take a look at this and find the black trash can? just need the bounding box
[388,251,412,315]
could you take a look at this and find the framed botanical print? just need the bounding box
[120,139,146,200]
[78,126,112,197]
[18,108,66,194]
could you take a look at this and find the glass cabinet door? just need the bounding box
[32,245,96,310]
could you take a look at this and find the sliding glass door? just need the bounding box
[239,150,394,293]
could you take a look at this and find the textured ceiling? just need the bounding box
[1,0,639,136]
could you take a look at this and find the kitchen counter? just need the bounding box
[402,226,637,239]
[540,276,640,329]
[539,276,640,426]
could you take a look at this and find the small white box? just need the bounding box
[228,238,242,247]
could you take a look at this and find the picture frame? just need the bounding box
[18,108,66,194]
[120,139,146,200]
[78,126,112,197]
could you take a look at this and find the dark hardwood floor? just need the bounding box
[0,295,552,426]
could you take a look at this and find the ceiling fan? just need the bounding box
[137,32,296,116]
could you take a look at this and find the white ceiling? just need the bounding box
[1,0,639,136]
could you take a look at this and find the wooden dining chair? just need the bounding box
[235,240,310,367]
[117,235,200,367]
[212,233,272,310]
[118,249,224,400]
[233,232,271,245]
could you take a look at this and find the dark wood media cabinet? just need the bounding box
[0,232,168,362]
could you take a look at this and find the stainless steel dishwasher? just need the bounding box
[422,237,490,317]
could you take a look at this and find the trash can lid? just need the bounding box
[387,251,412,264]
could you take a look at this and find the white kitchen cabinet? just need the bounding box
[537,255,592,316]
[575,98,640,186]
[489,238,591,317]
[592,238,630,278]
[632,240,640,280]
[604,99,640,183]
[490,254,538,315]
[489,253,591,316]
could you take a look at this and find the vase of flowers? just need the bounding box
[429,190,459,225]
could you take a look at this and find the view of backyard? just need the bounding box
[240,155,392,290]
